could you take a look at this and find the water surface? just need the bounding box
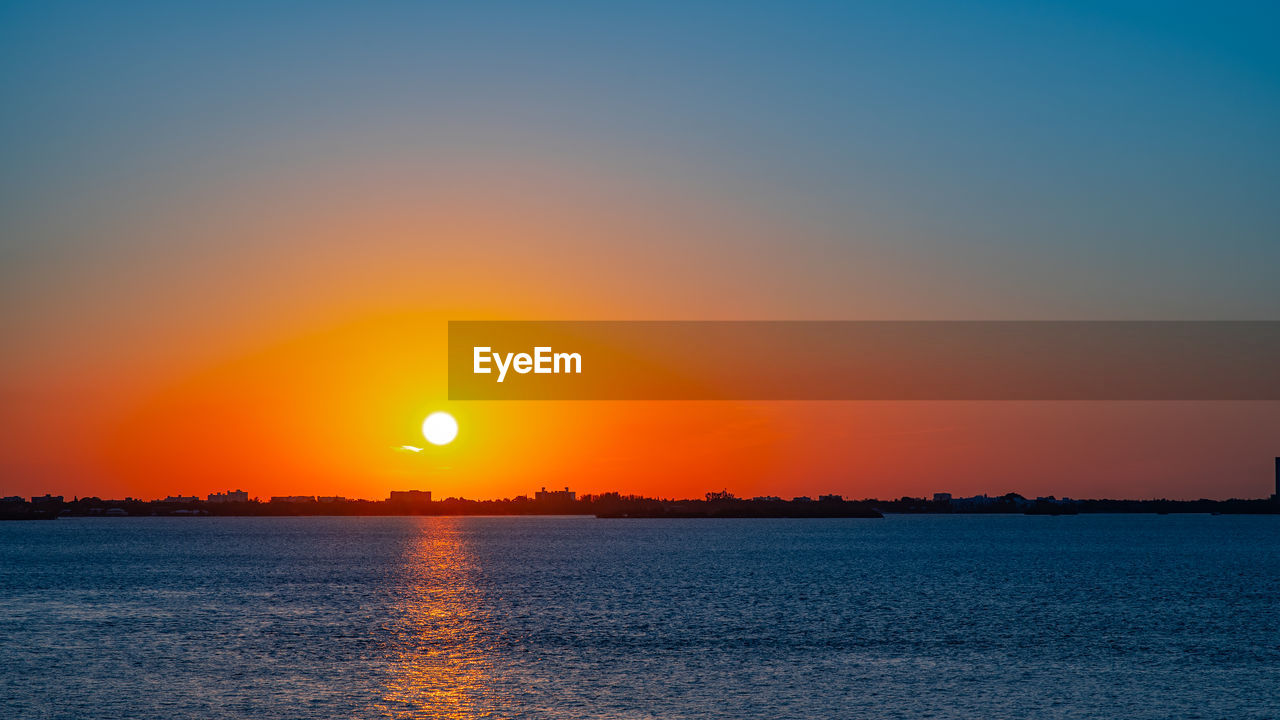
[2,515,1277,719]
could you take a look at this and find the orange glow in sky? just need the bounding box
[3,149,1277,502]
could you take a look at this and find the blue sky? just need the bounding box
[3,2,1277,321]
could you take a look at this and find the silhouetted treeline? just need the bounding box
[3,491,1277,519]
[876,492,1279,515]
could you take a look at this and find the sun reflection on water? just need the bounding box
[376,519,498,719]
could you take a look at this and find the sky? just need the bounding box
[2,1,1278,501]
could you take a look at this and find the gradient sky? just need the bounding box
[2,1,1278,501]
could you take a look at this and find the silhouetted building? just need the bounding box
[31,494,63,504]
[163,495,199,503]
[208,489,249,503]
[388,490,431,504]
[933,492,952,502]
[270,496,316,503]
[535,487,576,502]
[951,494,996,510]
[317,496,347,503]
[1274,457,1279,500]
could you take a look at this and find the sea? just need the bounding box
[1,514,1277,719]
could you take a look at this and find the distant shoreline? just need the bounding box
[5,494,1278,520]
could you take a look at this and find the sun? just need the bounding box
[421,411,459,446]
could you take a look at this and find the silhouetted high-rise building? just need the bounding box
[535,487,575,502]
[388,490,431,504]
[208,489,248,503]
[1274,457,1279,500]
